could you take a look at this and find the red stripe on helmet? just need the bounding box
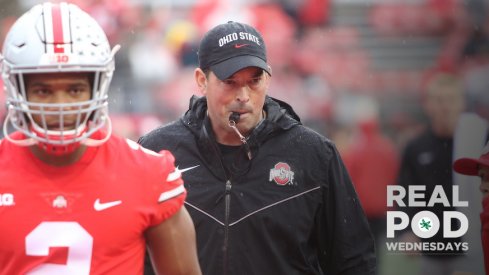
[51,4,64,53]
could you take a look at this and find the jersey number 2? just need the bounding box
[25,222,93,274]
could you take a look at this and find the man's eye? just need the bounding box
[70,88,82,94]
[70,88,88,95]
[223,80,235,86]
[250,78,262,85]
[33,89,50,96]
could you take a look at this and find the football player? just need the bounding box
[454,142,489,274]
[0,2,201,274]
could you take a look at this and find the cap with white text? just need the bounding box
[198,21,271,80]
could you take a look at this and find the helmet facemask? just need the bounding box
[1,2,118,155]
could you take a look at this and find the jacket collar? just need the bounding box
[180,95,301,178]
[182,95,301,134]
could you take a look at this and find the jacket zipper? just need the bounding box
[223,179,232,274]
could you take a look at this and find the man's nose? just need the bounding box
[236,86,250,102]
[50,91,69,103]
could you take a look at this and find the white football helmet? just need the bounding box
[0,2,119,155]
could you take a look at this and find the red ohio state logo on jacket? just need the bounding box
[269,162,295,185]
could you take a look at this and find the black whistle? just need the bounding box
[229,112,240,123]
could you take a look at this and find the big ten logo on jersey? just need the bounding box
[0,193,15,206]
[385,185,469,253]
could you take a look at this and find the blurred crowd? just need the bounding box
[0,0,487,142]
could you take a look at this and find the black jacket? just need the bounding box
[139,96,376,275]
[397,128,463,257]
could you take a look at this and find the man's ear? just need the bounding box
[194,68,207,95]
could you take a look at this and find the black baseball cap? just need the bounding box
[198,21,271,80]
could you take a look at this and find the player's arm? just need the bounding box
[145,206,202,275]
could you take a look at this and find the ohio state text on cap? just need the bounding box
[198,21,271,80]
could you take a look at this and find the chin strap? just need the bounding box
[2,107,112,148]
[2,108,37,146]
[82,116,112,146]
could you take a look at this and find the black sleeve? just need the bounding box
[138,131,161,152]
[143,250,156,275]
[396,144,419,219]
[317,144,377,275]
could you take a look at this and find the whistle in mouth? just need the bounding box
[229,112,240,124]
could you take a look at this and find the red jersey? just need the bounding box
[342,123,399,217]
[0,132,186,274]
[482,196,489,275]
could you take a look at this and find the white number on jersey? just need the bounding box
[26,222,93,274]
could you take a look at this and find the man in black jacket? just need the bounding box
[139,21,376,275]
[396,70,469,275]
